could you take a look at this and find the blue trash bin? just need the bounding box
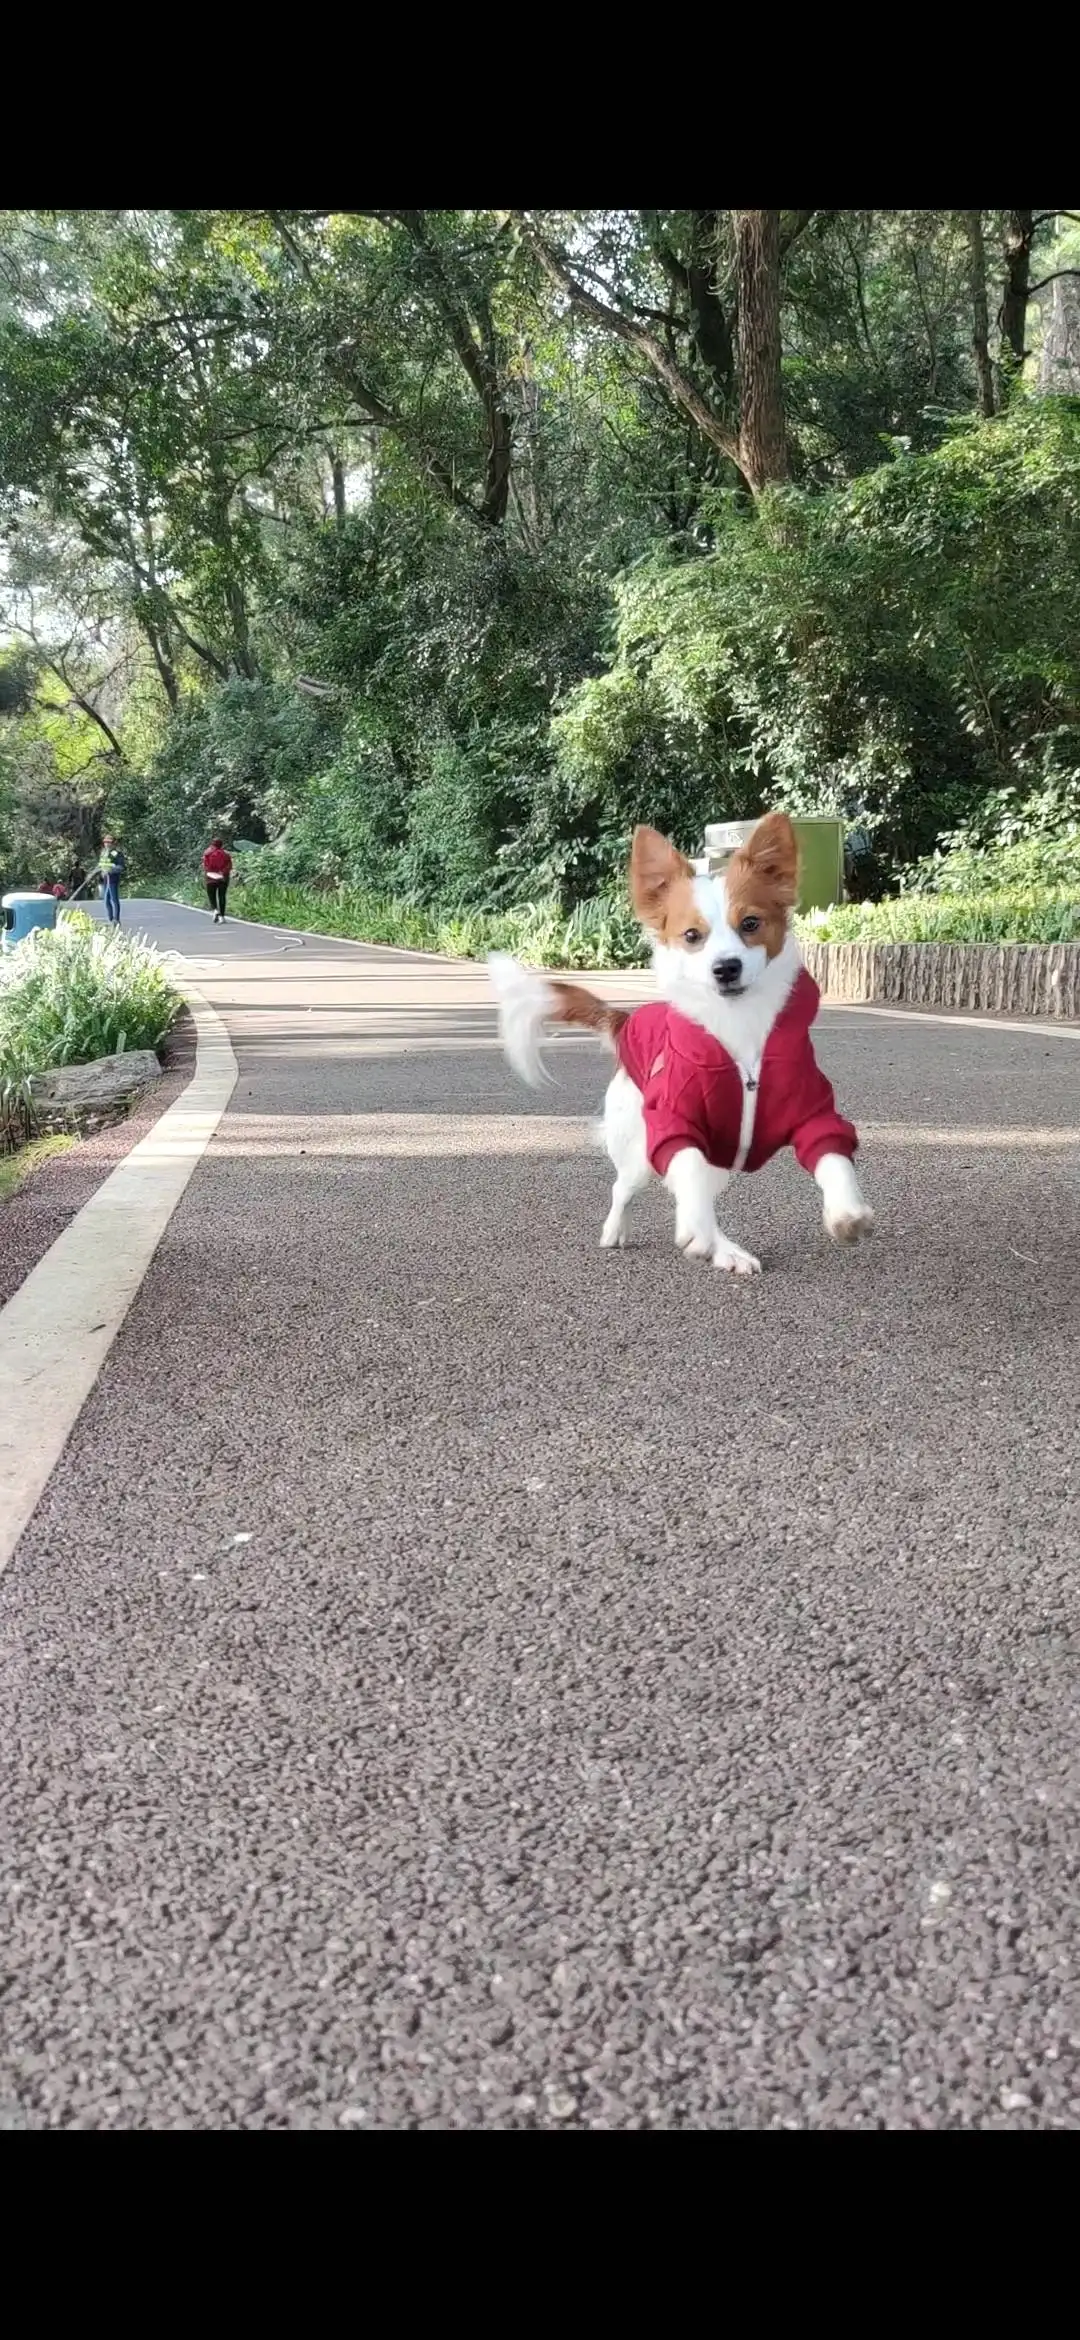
[2,891,60,953]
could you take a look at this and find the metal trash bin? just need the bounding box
[696,816,844,912]
[2,890,60,953]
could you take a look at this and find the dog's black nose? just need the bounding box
[713,956,743,989]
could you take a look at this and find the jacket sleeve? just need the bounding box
[790,1039,858,1175]
[644,1064,714,1179]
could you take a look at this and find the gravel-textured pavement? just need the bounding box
[2,900,1079,2130]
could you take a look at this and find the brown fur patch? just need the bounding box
[725,812,799,961]
[545,980,628,1047]
[629,825,708,949]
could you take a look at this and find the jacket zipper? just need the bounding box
[731,1058,761,1174]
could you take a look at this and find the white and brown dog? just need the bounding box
[489,812,873,1275]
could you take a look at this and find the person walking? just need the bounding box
[99,835,126,924]
[202,836,233,923]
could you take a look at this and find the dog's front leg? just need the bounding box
[665,1148,761,1276]
[815,1151,875,1243]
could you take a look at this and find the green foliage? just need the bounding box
[5,209,1080,921]
[166,865,1079,962]
[272,511,610,902]
[167,872,650,970]
[552,401,1080,888]
[902,825,1080,897]
[803,889,1080,944]
[0,643,35,714]
[0,1130,76,1202]
[106,678,339,873]
[0,918,178,1149]
[0,678,110,887]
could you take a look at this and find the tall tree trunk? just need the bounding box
[962,210,995,415]
[999,207,1035,392]
[331,451,347,529]
[482,395,512,528]
[732,210,788,493]
[1038,269,1080,394]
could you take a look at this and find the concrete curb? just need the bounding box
[802,939,1080,1020]
[0,983,237,1576]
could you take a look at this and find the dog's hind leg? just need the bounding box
[600,1070,652,1248]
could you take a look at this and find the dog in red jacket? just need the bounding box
[489,812,874,1275]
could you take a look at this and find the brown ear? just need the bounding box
[738,811,799,905]
[630,825,692,928]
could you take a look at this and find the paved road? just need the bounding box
[2,899,1079,2129]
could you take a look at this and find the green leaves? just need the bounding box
[552,399,1080,883]
[0,920,178,1148]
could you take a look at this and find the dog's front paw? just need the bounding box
[714,1236,762,1277]
[824,1200,875,1245]
[676,1222,716,1261]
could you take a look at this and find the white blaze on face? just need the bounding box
[628,816,802,1047]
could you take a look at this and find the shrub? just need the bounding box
[801,890,1080,945]
[551,399,1080,890]
[0,920,179,1150]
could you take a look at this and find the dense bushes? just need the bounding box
[106,678,341,876]
[549,400,1080,889]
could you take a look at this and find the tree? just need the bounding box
[4,207,1080,900]
[731,210,787,491]
[962,210,996,416]
[511,209,828,496]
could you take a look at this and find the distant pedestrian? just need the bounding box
[202,836,233,923]
[99,835,126,924]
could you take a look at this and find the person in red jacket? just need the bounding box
[202,837,233,923]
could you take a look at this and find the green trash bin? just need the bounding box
[790,818,844,912]
[700,816,844,912]
[2,890,59,953]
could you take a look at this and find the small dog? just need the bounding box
[488,812,874,1275]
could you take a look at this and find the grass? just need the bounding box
[155,876,652,968]
[0,1130,76,1202]
[0,915,179,1153]
[152,866,1080,962]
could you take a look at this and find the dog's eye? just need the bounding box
[739,916,761,937]
[682,927,703,946]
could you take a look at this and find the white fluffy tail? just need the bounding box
[487,952,557,1086]
[487,952,627,1089]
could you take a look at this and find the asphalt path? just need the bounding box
[1,897,1078,2129]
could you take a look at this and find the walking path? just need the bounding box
[1,899,1077,2128]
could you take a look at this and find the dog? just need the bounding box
[488,812,874,1275]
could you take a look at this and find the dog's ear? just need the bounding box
[738,811,800,906]
[630,826,692,928]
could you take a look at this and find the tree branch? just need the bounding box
[1029,269,1080,295]
[512,213,742,474]
[328,358,490,526]
[778,209,817,257]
